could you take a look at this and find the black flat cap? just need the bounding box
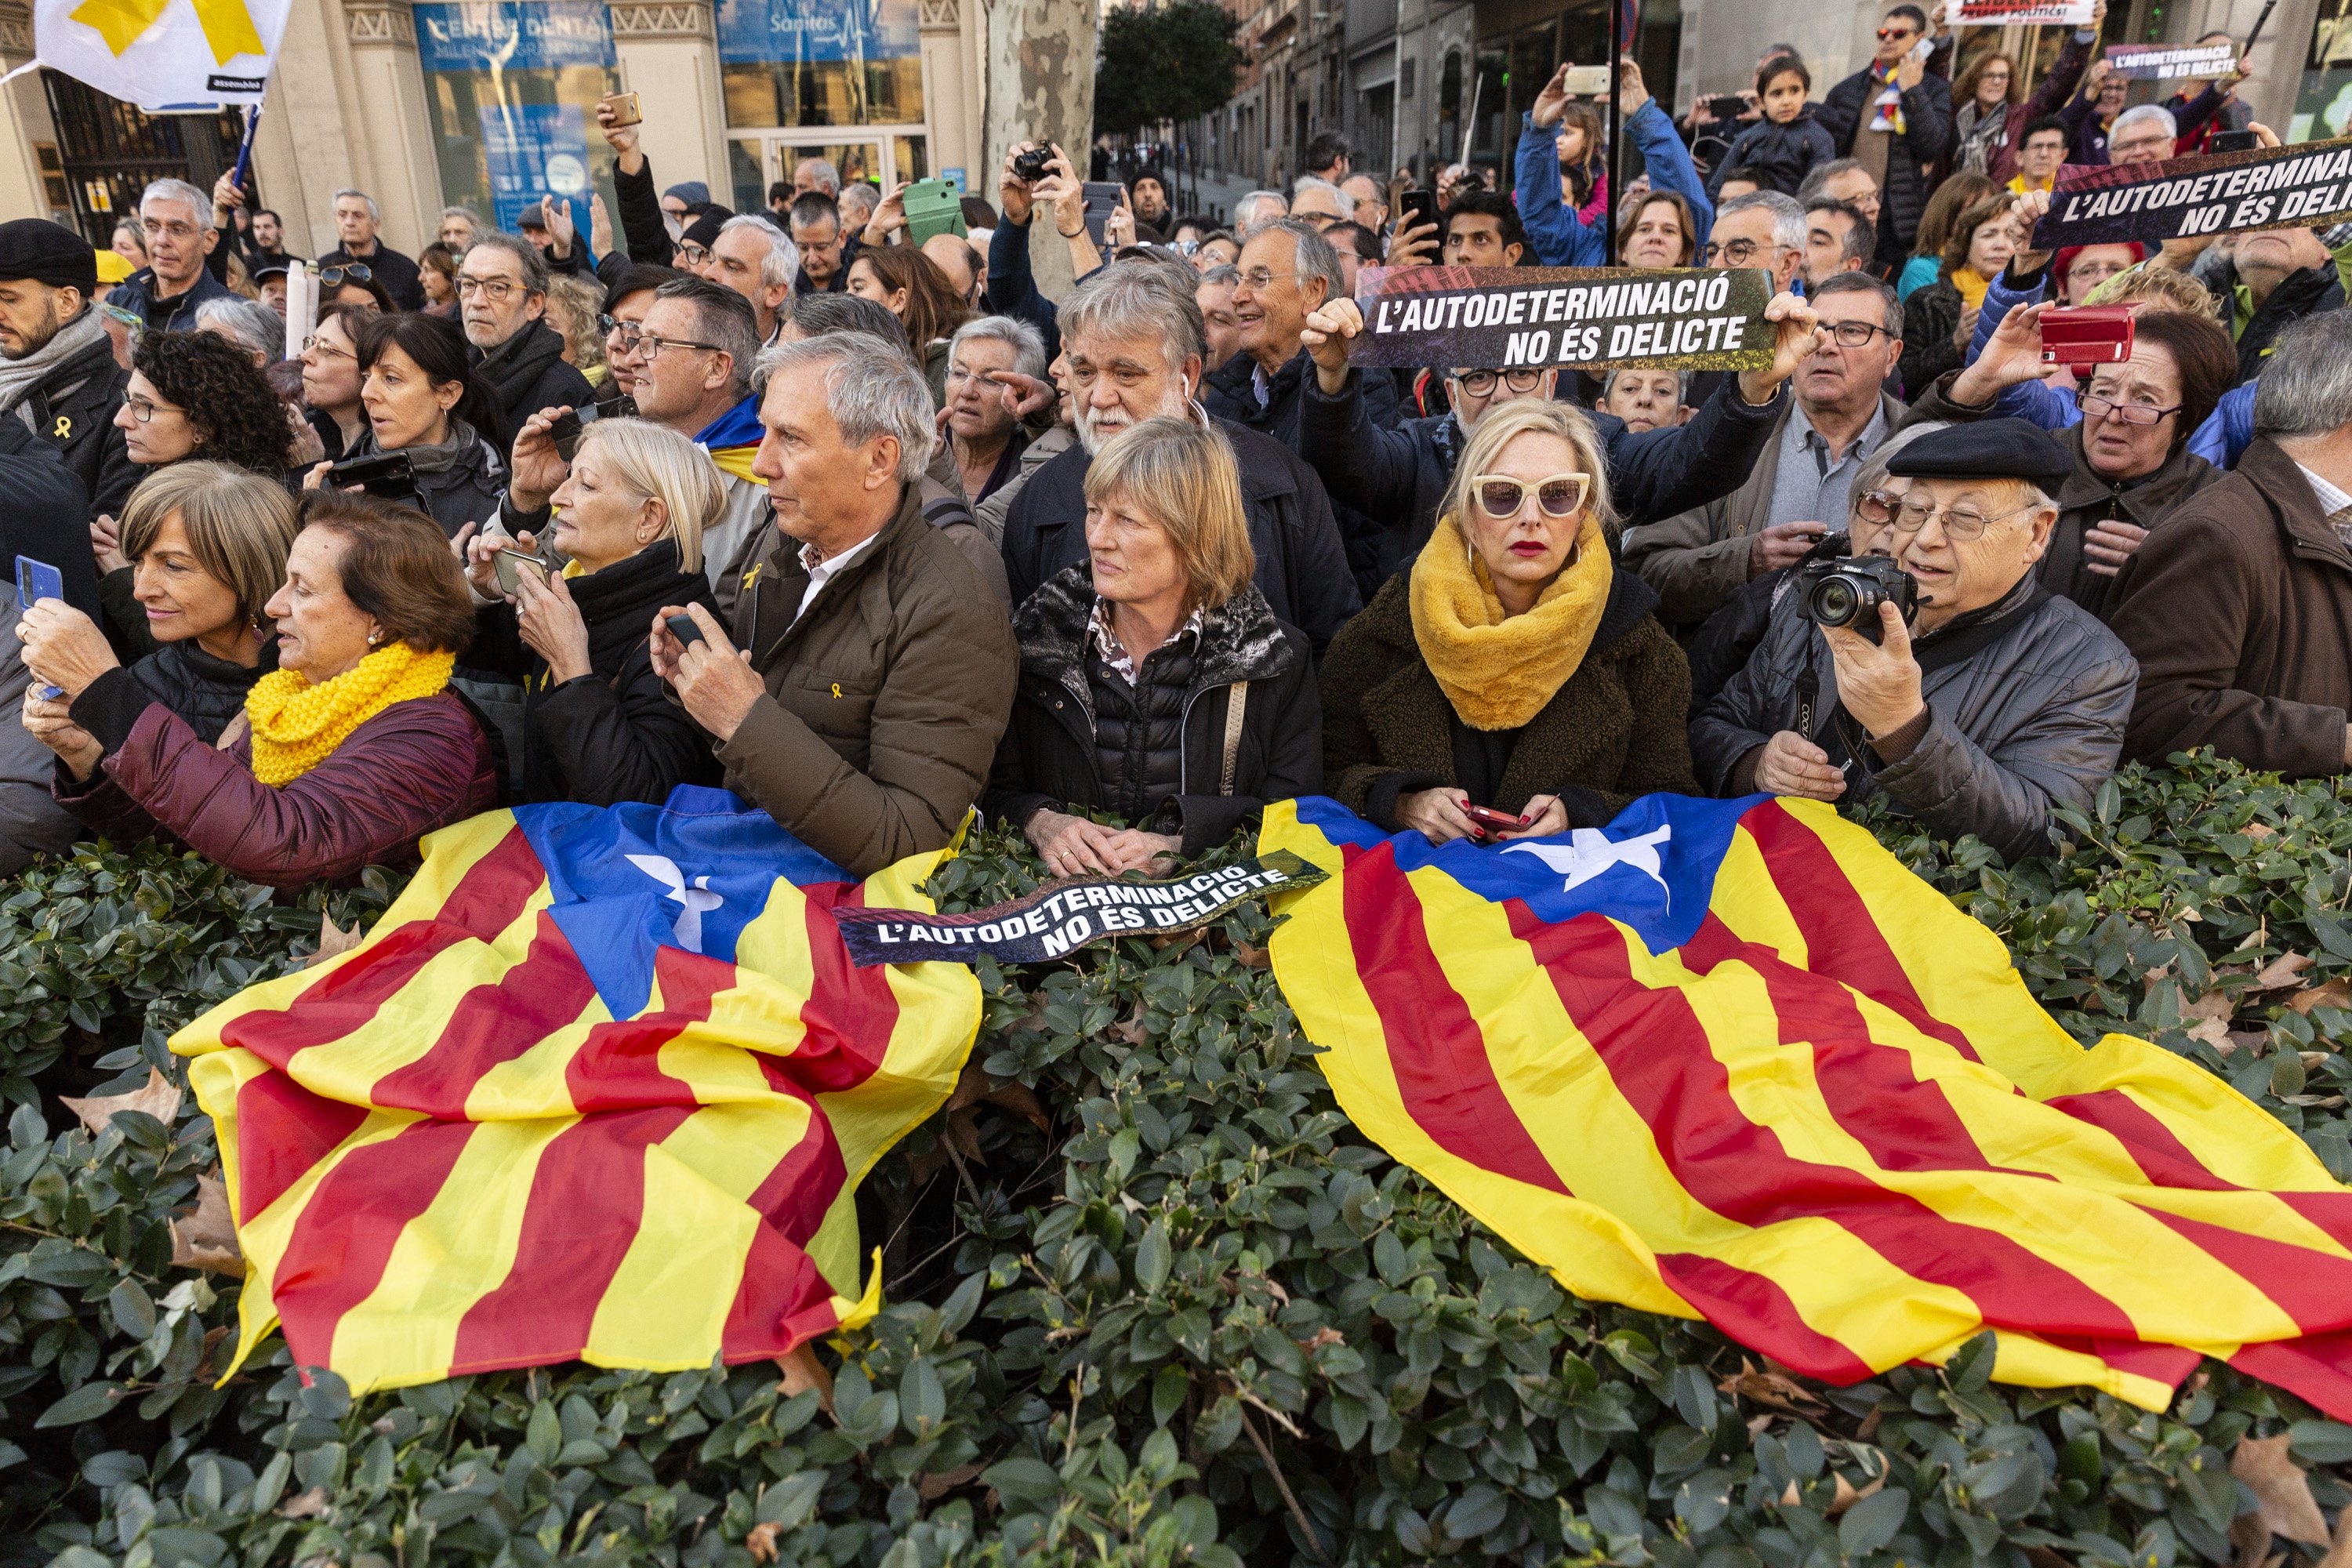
[1886,417,2074,488]
[680,206,736,252]
[0,219,97,295]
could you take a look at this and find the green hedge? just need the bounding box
[8,757,2352,1568]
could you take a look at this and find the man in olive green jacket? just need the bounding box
[652,332,1016,877]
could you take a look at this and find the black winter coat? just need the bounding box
[986,567,1321,855]
[343,427,506,541]
[1709,112,1838,199]
[1000,417,1363,654]
[2234,264,2344,384]
[1298,370,1788,586]
[462,538,722,806]
[470,321,593,443]
[11,332,136,524]
[129,637,274,743]
[320,242,425,312]
[1817,67,1955,253]
[1203,350,1399,596]
[1900,278,1967,402]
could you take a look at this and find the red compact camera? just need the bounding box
[2040,305,2136,372]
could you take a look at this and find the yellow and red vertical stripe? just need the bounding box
[1262,796,2352,1418]
[176,808,980,1395]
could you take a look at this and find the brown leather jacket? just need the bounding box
[718,485,1018,876]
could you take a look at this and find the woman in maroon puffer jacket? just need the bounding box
[18,491,499,891]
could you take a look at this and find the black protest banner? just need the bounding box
[2031,136,2352,249]
[1346,265,1774,374]
[832,855,1328,967]
[2104,41,2237,80]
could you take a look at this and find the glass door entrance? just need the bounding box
[728,132,928,212]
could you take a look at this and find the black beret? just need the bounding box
[0,219,98,296]
[1886,417,2074,488]
[680,206,735,252]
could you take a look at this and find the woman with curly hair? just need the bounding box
[111,328,292,480]
[845,245,972,406]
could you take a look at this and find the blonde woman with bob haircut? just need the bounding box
[461,416,726,804]
[41,462,296,742]
[1322,399,1695,845]
[988,416,1323,874]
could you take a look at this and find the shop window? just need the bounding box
[415,0,619,230]
[717,0,924,129]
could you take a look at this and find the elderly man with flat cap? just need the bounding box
[0,220,135,524]
[1692,418,2140,861]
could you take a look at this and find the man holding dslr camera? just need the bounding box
[1690,421,2137,862]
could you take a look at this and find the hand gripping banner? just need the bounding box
[1261,794,2352,1419]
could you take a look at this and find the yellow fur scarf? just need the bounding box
[1408,511,1612,731]
[245,643,456,788]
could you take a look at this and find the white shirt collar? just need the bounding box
[2297,461,2352,520]
[793,528,881,622]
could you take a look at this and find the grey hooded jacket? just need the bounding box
[1690,572,2140,862]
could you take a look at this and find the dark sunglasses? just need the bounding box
[316,263,373,288]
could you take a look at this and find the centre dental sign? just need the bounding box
[1348,265,1774,373]
[2031,136,2352,249]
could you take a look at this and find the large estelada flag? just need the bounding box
[1263,794,2352,1419]
[173,786,980,1394]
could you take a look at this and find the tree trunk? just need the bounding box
[985,0,1097,302]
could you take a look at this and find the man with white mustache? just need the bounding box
[997,263,1360,652]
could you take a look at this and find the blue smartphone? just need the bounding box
[16,557,66,700]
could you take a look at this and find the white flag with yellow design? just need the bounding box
[27,0,289,110]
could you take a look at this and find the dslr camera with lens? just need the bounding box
[1011,145,1053,183]
[1795,554,1918,644]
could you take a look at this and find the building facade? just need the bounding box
[0,0,991,258]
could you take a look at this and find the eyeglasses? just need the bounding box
[122,394,185,424]
[316,263,372,288]
[1450,368,1546,397]
[1699,238,1781,265]
[1470,471,1592,520]
[1236,267,1298,290]
[2077,390,2183,426]
[1875,25,1917,39]
[456,276,523,300]
[140,217,202,240]
[1852,488,1903,524]
[1821,321,1896,348]
[677,243,712,267]
[601,315,648,354]
[301,332,354,361]
[637,333,722,361]
[1885,499,2036,540]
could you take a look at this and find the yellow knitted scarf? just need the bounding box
[1408,511,1613,731]
[245,642,456,787]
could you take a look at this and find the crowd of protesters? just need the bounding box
[0,3,2344,892]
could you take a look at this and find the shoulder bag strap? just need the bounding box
[1219,681,1250,796]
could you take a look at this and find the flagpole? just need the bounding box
[1606,1,1623,256]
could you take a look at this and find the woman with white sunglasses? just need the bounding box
[1321,398,1697,846]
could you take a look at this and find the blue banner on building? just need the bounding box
[714,0,919,64]
[415,0,616,71]
[483,103,593,230]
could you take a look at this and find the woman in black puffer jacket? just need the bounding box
[459,416,722,805]
[987,417,1321,876]
[107,462,294,742]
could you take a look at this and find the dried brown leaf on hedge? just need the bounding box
[746,1522,782,1563]
[169,1172,241,1274]
[775,1343,833,1414]
[2256,952,2315,990]
[918,1462,983,1500]
[2290,978,2352,1016]
[305,912,364,969]
[62,1067,181,1136]
[1719,1358,1829,1417]
[276,1485,329,1519]
[2230,1433,2331,1548]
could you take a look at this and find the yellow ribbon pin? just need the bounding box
[51,416,70,440]
[70,0,263,64]
[830,682,843,699]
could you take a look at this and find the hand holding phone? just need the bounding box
[14,557,65,699]
[1462,803,1533,841]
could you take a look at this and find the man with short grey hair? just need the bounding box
[107,179,232,333]
[1288,176,1348,230]
[649,330,1016,877]
[438,207,485,253]
[1231,190,1288,236]
[2108,309,2352,775]
[706,214,800,341]
[1000,263,1359,649]
[2107,103,2179,166]
[1704,191,1806,296]
[460,231,593,436]
[793,157,842,197]
[321,187,423,310]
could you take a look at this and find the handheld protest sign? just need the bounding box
[2104,41,2238,80]
[1347,265,1773,375]
[2031,136,2352,250]
[1949,0,2092,21]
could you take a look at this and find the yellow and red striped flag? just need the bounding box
[1262,794,2352,1417]
[173,787,981,1394]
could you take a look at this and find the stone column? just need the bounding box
[984,0,1094,299]
[919,0,982,190]
[612,0,726,197]
[0,0,61,229]
[327,0,443,254]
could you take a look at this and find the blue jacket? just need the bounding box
[985,217,1061,363]
[106,266,234,335]
[1709,112,1838,200]
[1517,99,1714,267]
